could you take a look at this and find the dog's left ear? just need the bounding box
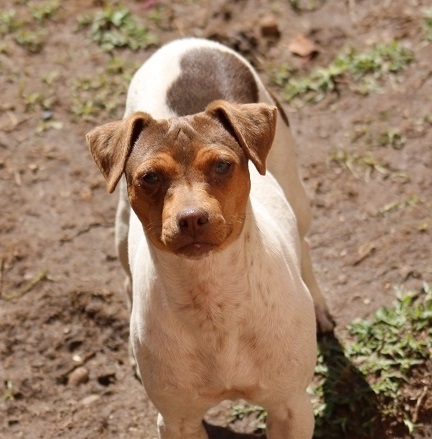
[206,100,277,175]
[86,112,153,193]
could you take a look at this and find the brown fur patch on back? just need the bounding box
[167,48,258,116]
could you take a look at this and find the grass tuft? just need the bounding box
[0,4,53,53]
[329,149,392,182]
[14,29,46,54]
[31,0,60,23]
[70,57,139,122]
[288,0,325,12]
[271,42,414,106]
[77,7,158,52]
[0,9,20,35]
[314,284,432,437]
[422,8,432,42]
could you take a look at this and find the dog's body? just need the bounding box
[87,38,332,439]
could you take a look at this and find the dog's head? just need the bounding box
[87,100,277,259]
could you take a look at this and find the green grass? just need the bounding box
[20,90,55,112]
[329,149,394,182]
[228,402,267,432]
[3,380,15,401]
[31,0,60,24]
[348,286,431,397]
[77,6,158,52]
[0,1,60,53]
[422,8,432,42]
[378,194,420,216]
[271,42,414,106]
[0,9,20,35]
[71,57,139,121]
[13,29,46,53]
[314,284,431,437]
[377,129,406,150]
[229,285,432,437]
[71,73,123,121]
[288,0,324,12]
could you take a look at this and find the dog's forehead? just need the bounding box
[167,114,237,146]
[129,113,241,167]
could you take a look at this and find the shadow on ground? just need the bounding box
[204,422,264,438]
[314,332,386,439]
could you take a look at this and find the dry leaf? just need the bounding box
[288,33,318,58]
[353,242,376,266]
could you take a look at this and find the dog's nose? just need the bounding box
[177,208,209,237]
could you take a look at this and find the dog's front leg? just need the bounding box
[149,392,210,439]
[265,393,314,439]
[157,410,208,439]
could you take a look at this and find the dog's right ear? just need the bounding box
[86,112,153,193]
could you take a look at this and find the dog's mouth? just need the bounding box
[176,241,218,259]
[158,216,235,259]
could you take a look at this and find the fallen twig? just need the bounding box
[413,386,428,423]
[1,271,50,301]
[59,222,112,244]
[0,258,4,298]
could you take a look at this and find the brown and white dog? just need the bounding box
[87,38,333,439]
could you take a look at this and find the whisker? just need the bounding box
[143,222,162,234]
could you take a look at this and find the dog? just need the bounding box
[87,38,333,439]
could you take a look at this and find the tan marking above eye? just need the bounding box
[193,147,240,171]
[134,154,181,185]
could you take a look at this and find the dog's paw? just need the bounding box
[315,306,335,333]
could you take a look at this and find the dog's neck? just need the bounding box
[149,202,259,312]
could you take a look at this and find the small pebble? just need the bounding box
[259,15,280,38]
[72,354,83,363]
[68,367,89,386]
[80,394,100,406]
[42,110,53,121]
[337,274,348,285]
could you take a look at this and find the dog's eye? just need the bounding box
[215,161,231,175]
[141,172,160,185]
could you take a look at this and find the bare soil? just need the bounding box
[0,0,431,438]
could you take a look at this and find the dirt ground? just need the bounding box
[0,0,431,438]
